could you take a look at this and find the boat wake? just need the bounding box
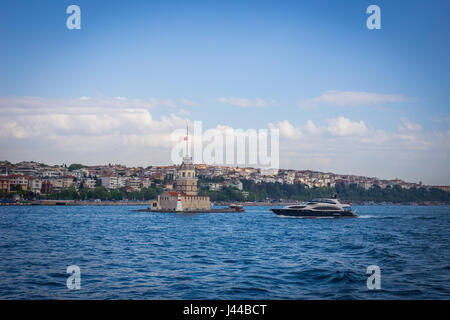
[275,215,336,219]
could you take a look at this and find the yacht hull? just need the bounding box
[271,208,357,218]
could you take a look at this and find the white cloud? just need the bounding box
[272,118,450,183]
[0,96,177,115]
[327,116,368,136]
[217,97,275,108]
[0,121,28,139]
[0,96,188,149]
[178,109,191,116]
[147,97,177,108]
[180,98,199,107]
[267,116,445,154]
[300,90,411,108]
[305,120,321,134]
[399,118,422,131]
[271,117,368,138]
[1,96,449,184]
[269,120,302,139]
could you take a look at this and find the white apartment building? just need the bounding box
[118,176,127,188]
[49,177,74,190]
[208,183,222,191]
[28,178,42,194]
[141,178,151,189]
[42,170,60,178]
[82,178,96,189]
[126,177,141,191]
[101,176,119,189]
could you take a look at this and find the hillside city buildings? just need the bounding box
[0,160,447,198]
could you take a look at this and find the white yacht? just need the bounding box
[271,198,356,218]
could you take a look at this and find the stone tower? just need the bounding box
[176,156,198,195]
[154,124,210,212]
[175,124,198,195]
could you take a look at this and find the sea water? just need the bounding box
[0,205,449,299]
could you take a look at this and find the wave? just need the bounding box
[357,215,397,219]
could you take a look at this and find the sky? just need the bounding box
[0,0,449,184]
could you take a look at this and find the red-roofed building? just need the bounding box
[0,177,10,193]
[41,180,54,194]
[8,175,29,191]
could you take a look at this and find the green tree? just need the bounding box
[68,163,86,171]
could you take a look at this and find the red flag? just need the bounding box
[184,136,188,141]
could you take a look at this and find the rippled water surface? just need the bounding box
[0,205,449,299]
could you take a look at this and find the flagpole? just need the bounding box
[186,122,188,157]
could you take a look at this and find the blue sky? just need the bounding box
[0,0,449,184]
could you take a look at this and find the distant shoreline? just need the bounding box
[215,201,450,206]
[1,200,449,206]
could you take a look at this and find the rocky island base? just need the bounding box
[134,205,244,213]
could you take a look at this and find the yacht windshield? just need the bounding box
[308,199,337,205]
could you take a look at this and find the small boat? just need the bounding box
[229,204,244,212]
[270,198,357,218]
